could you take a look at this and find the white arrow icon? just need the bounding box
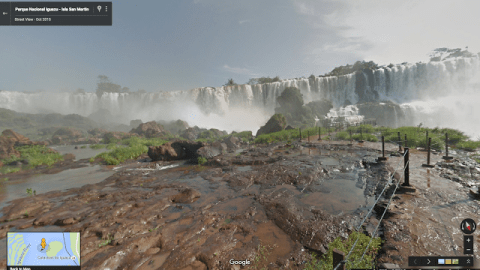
[426,258,431,264]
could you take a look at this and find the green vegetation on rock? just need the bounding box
[1,145,63,173]
[94,136,168,165]
[304,231,382,270]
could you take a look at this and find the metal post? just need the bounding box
[402,147,410,186]
[333,249,345,270]
[350,129,352,142]
[422,138,434,167]
[443,133,453,160]
[426,130,428,149]
[378,135,387,161]
[299,128,302,141]
[405,134,407,149]
[308,131,310,142]
[318,127,322,141]
[398,132,402,152]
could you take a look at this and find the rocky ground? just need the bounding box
[1,135,479,269]
[0,137,393,270]
[377,148,480,268]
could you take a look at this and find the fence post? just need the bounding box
[318,127,322,141]
[333,249,345,270]
[426,131,428,149]
[405,134,408,149]
[308,131,310,142]
[402,147,410,186]
[350,129,352,143]
[378,135,387,161]
[299,128,302,141]
[443,133,453,160]
[397,132,402,152]
[422,137,434,167]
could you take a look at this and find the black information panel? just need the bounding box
[0,2,112,25]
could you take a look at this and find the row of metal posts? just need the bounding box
[334,131,454,269]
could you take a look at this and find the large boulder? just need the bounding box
[51,127,83,144]
[148,141,205,161]
[197,142,228,159]
[158,120,190,135]
[256,114,287,137]
[87,128,109,137]
[181,127,201,141]
[0,129,45,159]
[130,121,169,138]
[52,127,83,139]
[222,136,240,151]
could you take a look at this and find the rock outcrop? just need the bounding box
[148,141,205,161]
[0,129,46,159]
[197,142,228,159]
[256,114,287,137]
[130,121,169,138]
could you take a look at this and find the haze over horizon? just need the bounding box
[1,0,479,93]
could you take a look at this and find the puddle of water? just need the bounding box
[50,145,109,161]
[301,174,374,215]
[209,197,253,215]
[0,165,114,210]
[237,166,252,172]
[319,157,340,166]
[137,252,170,270]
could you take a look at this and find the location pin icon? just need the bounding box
[97,5,102,12]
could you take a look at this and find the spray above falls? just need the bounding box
[0,55,478,134]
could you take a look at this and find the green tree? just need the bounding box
[225,78,236,86]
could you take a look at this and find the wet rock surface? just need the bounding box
[0,140,393,269]
[377,148,480,267]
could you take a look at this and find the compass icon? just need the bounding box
[461,218,476,234]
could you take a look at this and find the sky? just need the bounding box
[1,0,479,93]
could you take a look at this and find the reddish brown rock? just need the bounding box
[130,121,169,138]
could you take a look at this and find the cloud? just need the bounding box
[223,65,258,76]
[293,2,314,15]
[238,19,250,25]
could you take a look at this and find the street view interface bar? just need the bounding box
[0,2,112,25]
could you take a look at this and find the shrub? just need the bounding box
[456,141,480,151]
[90,144,105,149]
[95,136,168,165]
[197,156,207,165]
[335,131,350,140]
[304,231,382,270]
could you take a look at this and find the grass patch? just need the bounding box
[94,136,168,165]
[90,144,105,149]
[0,167,20,174]
[250,244,276,270]
[335,131,350,140]
[98,234,114,247]
[106,143,118,150]
[198,156,207,165]
[347,124,375,134]
[26,188,36,196]
[456,140,480,151]
[304,231,382,270]
[1,145,63,173]
[80,145,87,149]
[352,134,378,142]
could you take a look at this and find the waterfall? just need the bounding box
[0,56,478,134]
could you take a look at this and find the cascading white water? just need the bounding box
[0,56,478,135]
